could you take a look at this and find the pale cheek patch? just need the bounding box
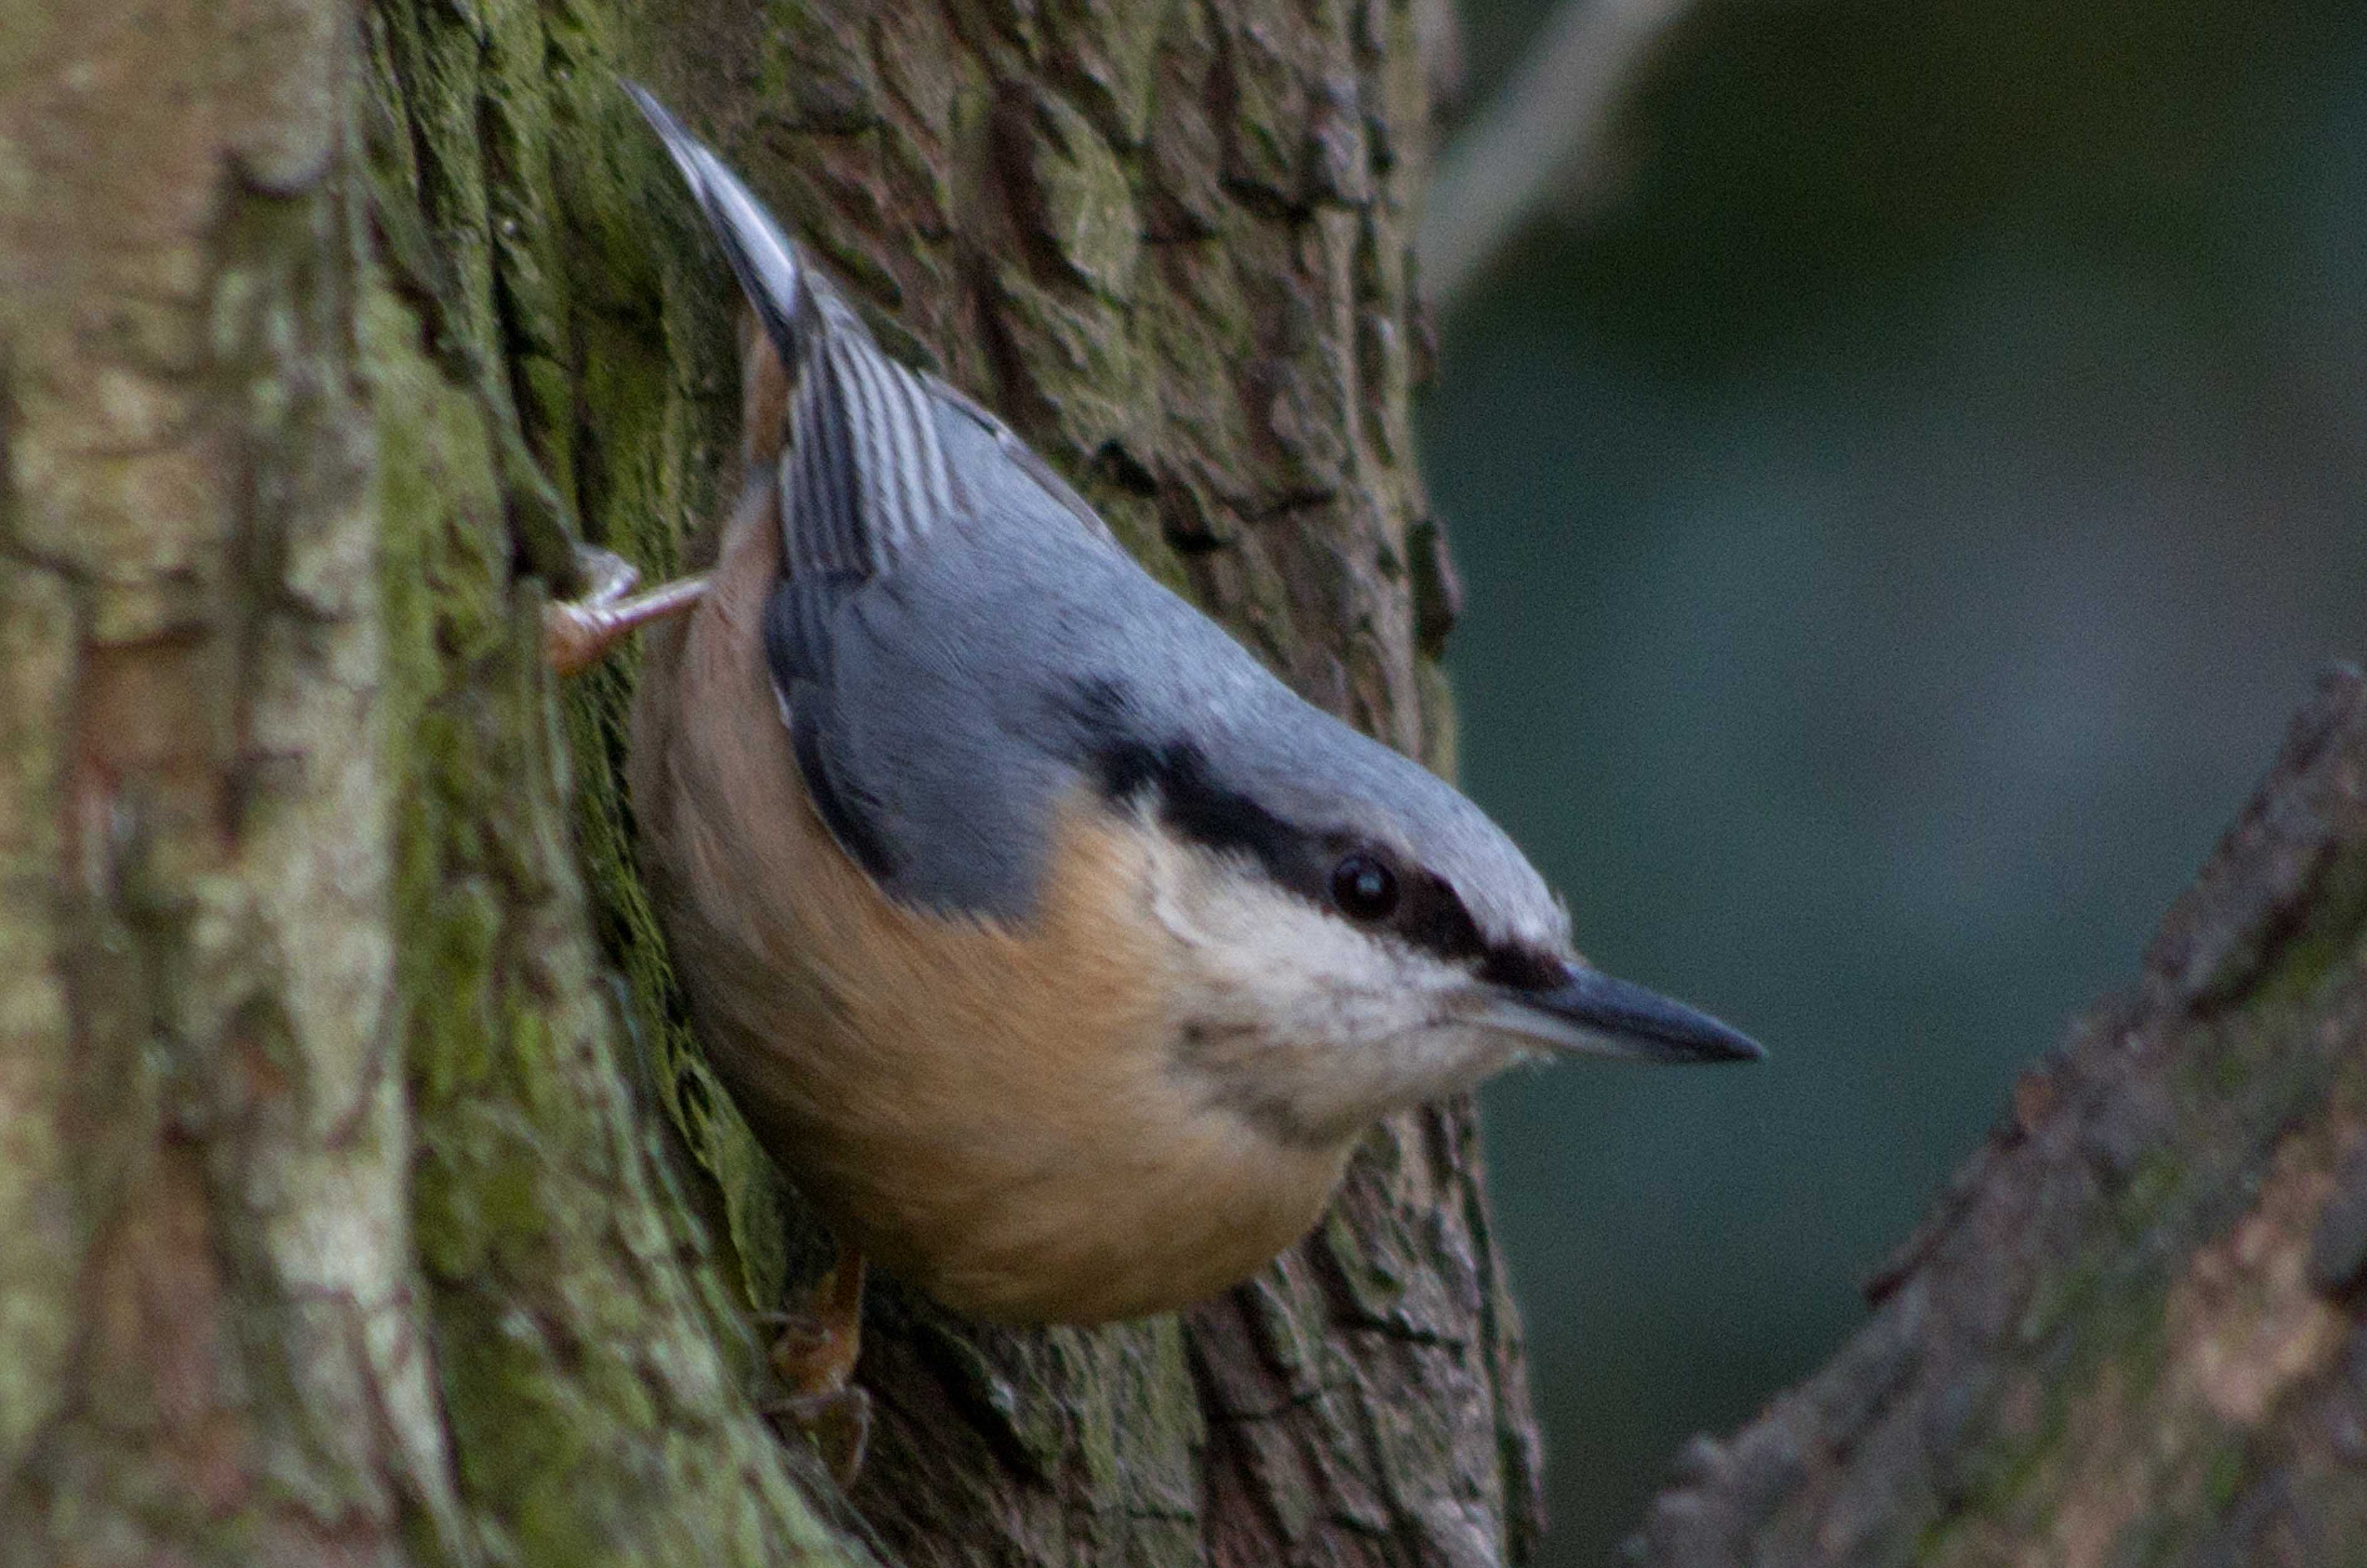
[1146,839,1417,1034]
[1129,825,1503,1135]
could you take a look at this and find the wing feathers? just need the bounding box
[824,334,926,570]
[784,350,859,573]
[630,82,1128,919]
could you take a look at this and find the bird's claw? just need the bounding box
[762,1245,870,1485]
[541,545,708,676]
[572,544,643,609]
[761,1385,872,1488]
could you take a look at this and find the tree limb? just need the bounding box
[1627,664,2367,1566]
[1416,0,1696,317]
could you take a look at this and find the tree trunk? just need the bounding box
[3,2,1542,1565]
[31,6,2354,1566]
[1625,664,2367,1568]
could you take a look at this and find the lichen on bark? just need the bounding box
[4,0,1535,1562]
[28,3,2367,1565]
[616,1,1542,1562]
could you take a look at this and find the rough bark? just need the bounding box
[1626,664,2367,1568]
[3,1,1537,1565]
[14,3,2366,1566]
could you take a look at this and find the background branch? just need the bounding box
[1416,0,1697,317]
[1627,664,2367,1565]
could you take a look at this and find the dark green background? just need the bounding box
[1422,2,2367,1560]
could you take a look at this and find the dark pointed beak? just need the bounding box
[1478,962,1765,1064]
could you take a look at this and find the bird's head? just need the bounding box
[1081,688,1763,1148]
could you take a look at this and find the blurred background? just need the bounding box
[1417,0,2367,1560]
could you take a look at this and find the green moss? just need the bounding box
[366,15,862,1545]
[2245,848,2367,1013]
[756,1,879,133]
[0,508,90,1468]
[418,879,502,1100]
[1047,0,1163,148]
[1028,96,1140,298]
[2203,1440,2250,1514]
[1921,1388,2070,1559]
[1907,916,2367,1565]
[989,261,1153,458]
[1221,16,1306,204]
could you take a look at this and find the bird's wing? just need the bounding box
[630,84,1182,917]
[765,493,1283,919]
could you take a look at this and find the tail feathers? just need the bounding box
[624,81,815,368]
[626,81,960,582]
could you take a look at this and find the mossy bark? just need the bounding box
[3,1,1537,1565]
[14,4,2363,1567]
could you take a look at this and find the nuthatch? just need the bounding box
[553,84,1760,1436]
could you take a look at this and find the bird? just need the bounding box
[548,81,1761,1462]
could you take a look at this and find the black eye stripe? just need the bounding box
[1095,741,1498,965]
[1067,683,1555,983]
[1086,734,1307,890]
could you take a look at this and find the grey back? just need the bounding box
[630,81,1566,955]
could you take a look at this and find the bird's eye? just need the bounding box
[1330,853,1400,921]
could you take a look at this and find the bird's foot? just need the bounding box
[768,1383,871,1489]
[542,544,709,675]
[758,1244,870,1487]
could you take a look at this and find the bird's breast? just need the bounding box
[629,490,1353,1323]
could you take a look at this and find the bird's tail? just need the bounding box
[623,81,818,369]
[623,81,957,581]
